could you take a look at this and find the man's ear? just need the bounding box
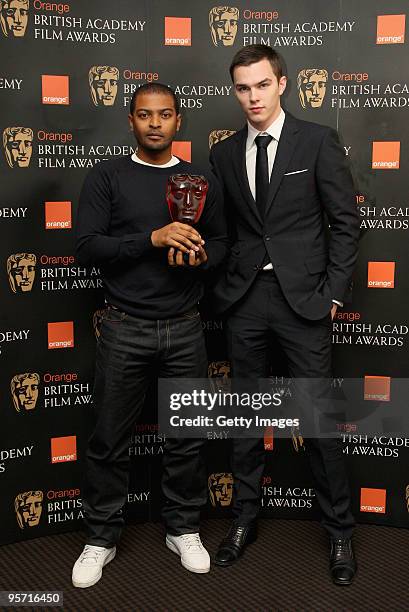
[279,76,287,96]
[176,114,182,132]
[128,114,133,131]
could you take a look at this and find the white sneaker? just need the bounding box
[72,544,116,588]
[166,533,210,574]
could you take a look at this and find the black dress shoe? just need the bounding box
[329,538,357,586]
[215,523,257,567]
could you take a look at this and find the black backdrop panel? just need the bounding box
[1,0,408,545]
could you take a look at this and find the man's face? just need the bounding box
[92,70,118,106]
[301,73,327,108]
[19,494,42,527]
[14,377,38,411]
[233,59,287,131]
[213,475,233,506]
[167,175,208,224]
[1,1,28,37]
[128,92,181,155]
[213,11,238,46]
[9,257,35,291]
[6,131,32,167]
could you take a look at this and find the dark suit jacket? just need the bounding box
[209,111,360,320]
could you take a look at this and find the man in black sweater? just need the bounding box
[72,83,227,588]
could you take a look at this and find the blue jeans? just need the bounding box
[82,305,208,547]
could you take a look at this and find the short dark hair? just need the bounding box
[129,83,180,115]
[229,44,285,82]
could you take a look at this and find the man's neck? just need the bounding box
[136,148,172,166]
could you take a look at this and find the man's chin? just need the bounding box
[247,113,267,127]
[143,140,170,152]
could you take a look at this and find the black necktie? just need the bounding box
[255,134,273,219]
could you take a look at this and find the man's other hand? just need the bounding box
[151,222,204,253]
[168,245,208,267]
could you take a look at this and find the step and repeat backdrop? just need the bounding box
[1,0,409,545]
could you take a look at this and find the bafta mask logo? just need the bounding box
[0,0,29,38]
[93,308,104,340]
[209,6,239,47]
[208,360,230,378]
[208,472,233,507]
[208,360,230,392]
[209,129,236,149]
[89,66,119,106]
[3,126,33,168]
[297,69,328,109]
[11,372,39,412]
[291,425,305,452]
[7,253,36,293]
[15,490,43,529]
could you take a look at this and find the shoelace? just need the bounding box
[80,545,106,564]
[333,539,350,558]
[228,525,245,541]
[180,533,203,552]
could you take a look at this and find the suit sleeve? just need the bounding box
[209,144,237,248]
[196,171,229,271]
[315,128,360,302]
[75,164,153,267]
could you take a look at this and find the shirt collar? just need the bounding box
[246,109,286,151]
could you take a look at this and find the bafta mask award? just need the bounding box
[166,174,209,263]
[166,174,208,225]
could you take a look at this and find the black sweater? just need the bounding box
[75,156,228,318]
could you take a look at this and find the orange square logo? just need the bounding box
[364,376,391,401]
[51,435,77,464]
[377,15,406,44]
[264,426,274,451]
[372,141,400,169]
[172,141,191,162]
[42,75,70,105]
[164,17,191,46]
[48,321,74,349]
[45,201,72,230]
[360,488,386,514]
[367,261,395,288]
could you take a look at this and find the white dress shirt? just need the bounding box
[245,108,285,200]
[245,109,285,270]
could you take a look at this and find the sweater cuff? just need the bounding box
[120,232,154,259]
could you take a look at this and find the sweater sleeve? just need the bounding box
[75,163,153,266]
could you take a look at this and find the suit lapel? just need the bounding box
[265,113,300,216]
[232,126,263,225]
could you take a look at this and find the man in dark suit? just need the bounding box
[209,45,359,585]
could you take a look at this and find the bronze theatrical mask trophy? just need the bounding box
[166,174,208,261]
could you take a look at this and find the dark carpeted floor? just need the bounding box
[0,519,408,611]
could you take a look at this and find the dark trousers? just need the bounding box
[82,306,208,547]
[226,272,355,539]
